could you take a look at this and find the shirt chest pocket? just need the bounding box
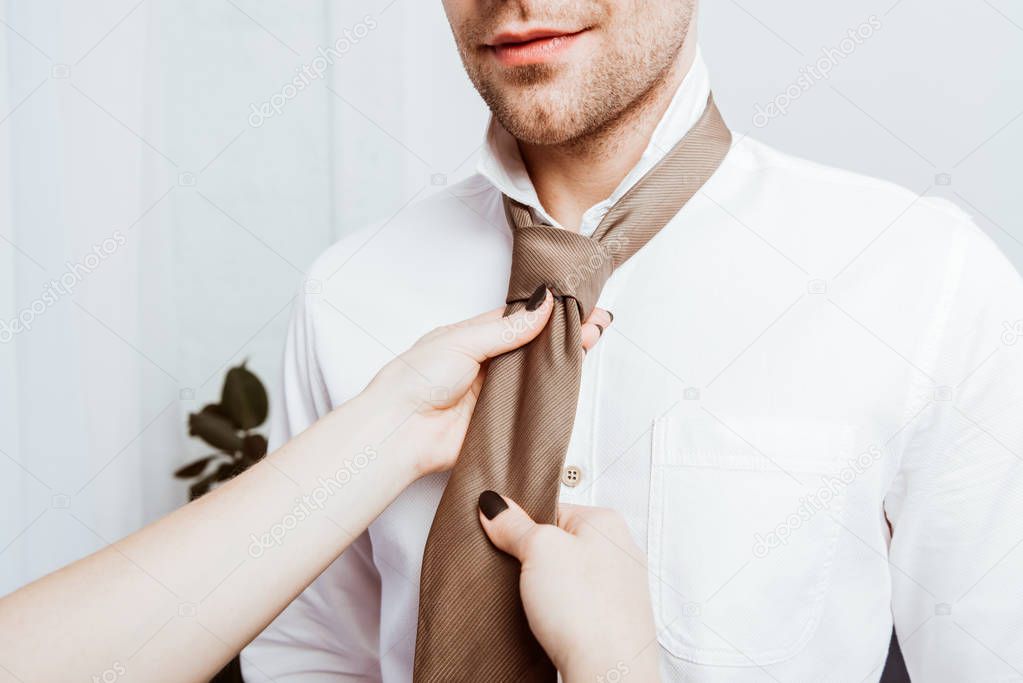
[648,414,856,666]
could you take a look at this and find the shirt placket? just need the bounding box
[556,207,608,505]
[559,263,622,510]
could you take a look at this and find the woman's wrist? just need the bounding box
[338,380,427,483]
[561,647,661,683]
[267,382,423,503]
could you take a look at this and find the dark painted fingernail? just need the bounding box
[525,284,548,312]
[607,310,614,323]
[595,323,605,336]
[479,490,508,520]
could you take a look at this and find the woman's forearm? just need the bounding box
[0,297,621,683]
[561,649,662,683]
[0,385,421,683]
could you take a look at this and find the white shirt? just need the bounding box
[243,52,1023,682]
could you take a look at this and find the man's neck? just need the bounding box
[517,41,697,232]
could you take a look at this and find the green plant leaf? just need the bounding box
[188,481,210,501]
[241,434,268,465]
[230,461,250,480]
[202,403,230,419]
[188,472,216,500]
[221,362,269,430]
[188,462,237,501]
[189,409,243,453]
[173,455,217,479]
[213,461,237,482]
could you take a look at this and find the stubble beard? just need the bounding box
[460,16,691,154]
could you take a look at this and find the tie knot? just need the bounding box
[506,224,613,318]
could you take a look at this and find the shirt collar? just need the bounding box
[475,48,711,234]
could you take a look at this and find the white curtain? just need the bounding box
[0,0,486,595]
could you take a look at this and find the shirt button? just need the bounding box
[561,465,583,488]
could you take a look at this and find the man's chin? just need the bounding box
[497,111,581,147]
[484,88,588,145]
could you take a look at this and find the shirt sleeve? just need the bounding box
[886,216,1023,681]
[241,289,384,682]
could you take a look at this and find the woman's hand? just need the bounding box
[366,284,613,476]
[0,294,613,683]
[478,492,661,683]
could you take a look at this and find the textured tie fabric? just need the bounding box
[413,95,732,682]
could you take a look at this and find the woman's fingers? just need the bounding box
[557,502,634,542]
[581,308,613,351]
[478,491,565,561]
[438,287,554,362]
[555,503,588,534]
[478,491,533,560]
[435,293,612,361]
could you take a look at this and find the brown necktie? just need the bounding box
[413,95,731,682]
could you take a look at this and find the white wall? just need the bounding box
[703,0,1023,263]
[1,0,1020,595]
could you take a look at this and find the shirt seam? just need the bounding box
[889,218,970,495]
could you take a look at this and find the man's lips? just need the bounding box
[486,28,588,67]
